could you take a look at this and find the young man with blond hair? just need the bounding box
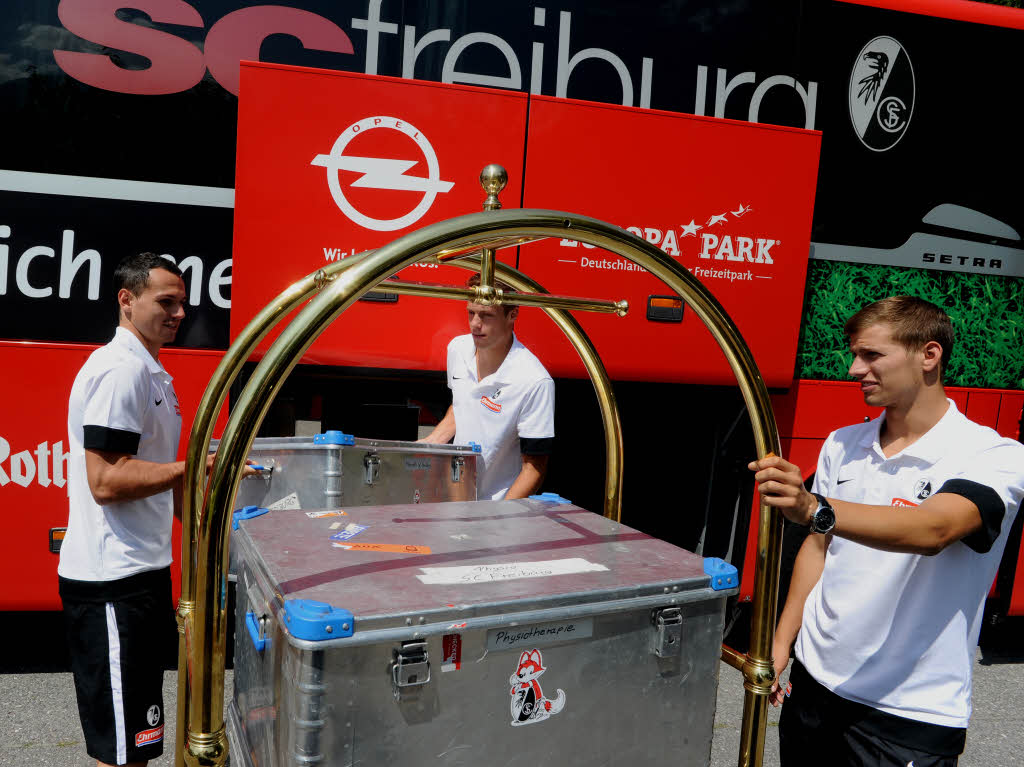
[422,279,554,500]
[751,296,1024,766]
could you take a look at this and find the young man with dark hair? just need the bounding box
[750,296,1024,766]
[421,278,554,500]
[58,252,236,767]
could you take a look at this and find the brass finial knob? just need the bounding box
[480,164,507,211]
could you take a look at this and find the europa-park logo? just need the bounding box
[558,202,779,278]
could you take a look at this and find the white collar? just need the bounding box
[114,326,167,376]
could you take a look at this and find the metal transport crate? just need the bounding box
[228,496,738,767]
[212,431,481,512]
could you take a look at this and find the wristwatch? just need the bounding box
[808,493,836,534]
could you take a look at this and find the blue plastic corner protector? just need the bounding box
[232,505,269,531]
[468,441,482,453]
[703,557,739,591]
[314,430,355,445]
[283,599,354,641]
[529,492,572,504]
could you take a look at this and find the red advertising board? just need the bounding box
[517,96,821,386]
[232,63,529,369]
[0,342,227,609]
[233,68,820,385]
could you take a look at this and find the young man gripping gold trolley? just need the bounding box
[751,296,1024,767]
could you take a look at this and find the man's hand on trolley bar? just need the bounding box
[205,451,261,478]
[748,454,816,527]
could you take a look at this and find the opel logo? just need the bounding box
[311,116,454,231]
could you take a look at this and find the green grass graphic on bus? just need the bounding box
[796,261,1024,390]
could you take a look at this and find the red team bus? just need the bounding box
[2,1,1022,640]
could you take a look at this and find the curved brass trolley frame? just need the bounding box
[177,209,783,767]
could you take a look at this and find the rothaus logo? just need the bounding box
[312,116,454,232]
[0,437,69,489]
[849,36,915,152]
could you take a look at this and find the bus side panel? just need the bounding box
[517,96,822,387]
[0,342,226,610]
[230,65,528,369]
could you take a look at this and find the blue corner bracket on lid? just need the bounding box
[528,492,572,504]
[703,557,739,591]
[314,430,356,445]
[283,599,355,641]
[232,505,269,530]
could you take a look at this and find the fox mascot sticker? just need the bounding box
[509,649,566,726]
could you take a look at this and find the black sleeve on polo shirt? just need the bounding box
[937,478,1006,554]
[520,437,554,456]
[83,425,141,455]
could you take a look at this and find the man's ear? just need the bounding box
[508,306,519,322]
[118,287,134,319]
[921,340,943,373]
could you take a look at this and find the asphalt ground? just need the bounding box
[2,612,1022,766]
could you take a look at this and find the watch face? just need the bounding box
[814,507,836,533]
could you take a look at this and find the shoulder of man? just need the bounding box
[77,338,147,386]
[507,340,553,384]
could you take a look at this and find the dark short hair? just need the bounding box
[844,296,954,373]
[113,252,181,297]
[466,273,517,314]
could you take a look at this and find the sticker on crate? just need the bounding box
[329,523,368,542]
[268,492,301,510]
[488,618,593,651]
[416,558,608,585]
[332,542,432,554]
[442,633,462,672]
[509,649,565,726]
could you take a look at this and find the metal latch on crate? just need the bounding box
[451,455,465,482]
[363,453,380,485]
[652,607,683,658]
[392,640,430,699]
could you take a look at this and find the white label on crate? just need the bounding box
[487,619,593,652]
[415,558,608,585]
[268,492,301,510]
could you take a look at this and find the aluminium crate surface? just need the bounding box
[230,498,735,767]
[215,434,480,511]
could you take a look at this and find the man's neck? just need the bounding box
[880,385,949,455]
[475,335,514,381]
[119,320,161,361]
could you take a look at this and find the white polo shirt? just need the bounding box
[447,333,555,500]
[58,327,183,582]
[796,399,1024,728]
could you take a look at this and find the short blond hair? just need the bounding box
[844,296,954,373]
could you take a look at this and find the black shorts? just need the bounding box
[780,659,966,767]
[59,568,176,765]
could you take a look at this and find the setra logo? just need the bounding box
[311,116,454,232]
[849,36,915,152]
